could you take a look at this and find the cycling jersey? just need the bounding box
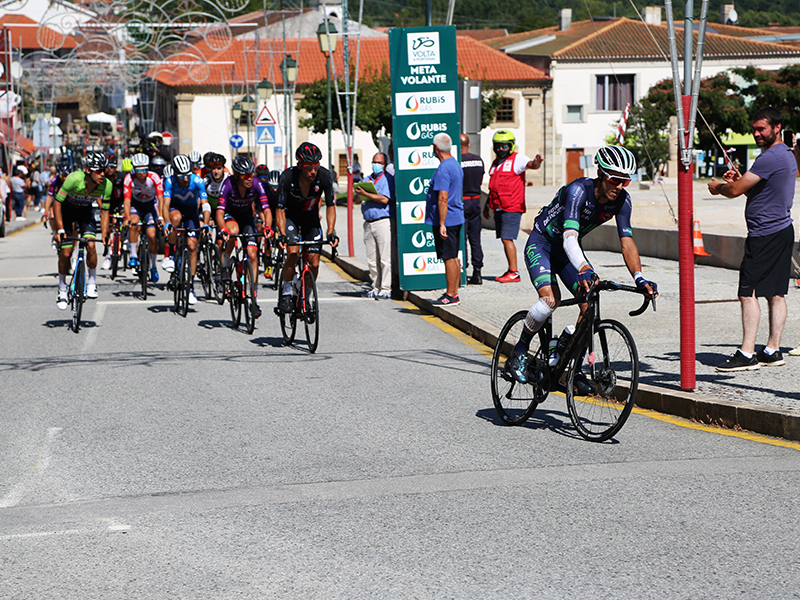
[532,177,632,242]
[123,171,163,205]
[56,171,113,207]
[164,173,207,213]
[47,174,64,198]
[217,177,269,214]
[102,172,126,212]
[203,173,227,210]
[277,166,335,217]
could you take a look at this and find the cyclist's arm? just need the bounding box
[325,204,336,238]
[560,183,591,273]
[53,197,64,239]
[122,175,132,225]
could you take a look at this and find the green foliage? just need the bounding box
[733,66,800,130]
[481,89,504,130]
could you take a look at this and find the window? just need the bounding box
[566,105,584,123]
[596,75,634,111]
[338,153,348,178]
[496,97,515,122]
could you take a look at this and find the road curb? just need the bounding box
[325,250,800,442]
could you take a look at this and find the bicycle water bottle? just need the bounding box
[552,326,575,366]
[237,261,245,285]
[548,338,559,367]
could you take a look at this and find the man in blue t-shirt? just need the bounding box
[356,152,393,299]
[709,106,798,372]
[425,132,464,306]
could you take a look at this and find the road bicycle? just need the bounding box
[491,280,655,442]
[225,232,266,334]
[166,226,203,317]
[259,233,285,290]
[196,228,224,304]
[107,213,127,280]
[273,239,336,354]
[63,235,91,333]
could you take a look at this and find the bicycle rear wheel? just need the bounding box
[279,292,297,345]
[491,310,549,425]
[302,269,319,353]
[71,260,85,333]
[110,231,120,280]
[178,247,191,317]
[272,248,284,290]
[243,260,256,334]
[138,241,149,300]
[565,319,638,442]
[229,257,241,328]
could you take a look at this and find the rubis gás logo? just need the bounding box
[394,91,456,117]
[413,256,427,272]
[406,121,448,141]
[400,201,426,225]
[398,147,439,171]
[409,177,430,195]
[407,32,440,66]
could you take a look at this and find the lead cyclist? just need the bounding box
[507,145,658,385]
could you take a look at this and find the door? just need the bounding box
[566,148,584,184]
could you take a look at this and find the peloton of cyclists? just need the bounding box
[275,142,339,314]
[100,154,126,270]
[123,153,164,283]
[53,152,113,309]
[162,154,211,305]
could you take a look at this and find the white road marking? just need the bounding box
[0,427,63,509]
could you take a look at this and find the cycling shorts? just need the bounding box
[285,214,323,254]
[59,202,97,249]
[523,230,593,296]
[130,200,159,228]
[170,206,200,236]
[223,210,258,246]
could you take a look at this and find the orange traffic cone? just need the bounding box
[693,220,711,257]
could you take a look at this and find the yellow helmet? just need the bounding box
[492,130,516,157]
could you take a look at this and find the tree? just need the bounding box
[733,65,800,131]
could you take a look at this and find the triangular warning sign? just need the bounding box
[255,105,277,125]
[258,127,275,144]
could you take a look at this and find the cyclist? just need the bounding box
[203,152,228,250]
[123,152,164,283]
[256,165,283,276]
[100,154,125,269]
[275,142,339,314]
[506,145,657,384]
[150,155,167,179]
[162,154,211,305]
[216,155,272,318]
[189,151,203,175]
[43,155,73,236]
[53,152,113,308]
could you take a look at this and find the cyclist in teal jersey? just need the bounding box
[53,152,113,308]
[507,146,657,383]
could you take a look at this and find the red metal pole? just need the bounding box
[347,145,354,257]
[679,94,695,390]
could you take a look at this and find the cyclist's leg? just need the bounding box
[515,232,560,354]
[301,220,324,281]
[143,209,159,270]
[128,203,143,263]
[282,215,302,289]
[58,206,77,294]
[221,211,241,274]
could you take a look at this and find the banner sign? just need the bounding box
[389,26,464,291]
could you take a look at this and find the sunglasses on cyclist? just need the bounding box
[600,168,631,187]
[299,162,320,171]
[90,168,106,174]
[239,173,254,180]
[134,167,148,174]
[209,161,224,168]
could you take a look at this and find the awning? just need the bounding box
[86,112,117,124]
[0,121,35,157]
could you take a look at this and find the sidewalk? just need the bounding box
[329,201,800,441]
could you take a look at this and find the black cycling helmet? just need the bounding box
[203,151,216,167]
[211,152,226,167]
[106,153,117,169]
[231,155,255,176]
[57,157,73,177]
[84,151,108,171]
[295,142,322,165]
[255,163,270,178]
[172,154,192,177]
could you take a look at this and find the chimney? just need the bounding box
[559,8,572,31]
[643,6,662,26]
[721,4,738,25]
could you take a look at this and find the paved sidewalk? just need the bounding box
[330,198,800,440]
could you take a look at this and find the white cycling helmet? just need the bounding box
[595,145,636,178]
[188,150,202,167]
[172,154,192,177]
[162,164,173,179]
[131,153,150,169]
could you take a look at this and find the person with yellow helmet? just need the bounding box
[483,130,543,283]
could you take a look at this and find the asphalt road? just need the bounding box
[2,225,800,599]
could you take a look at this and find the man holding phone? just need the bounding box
[708,107,797,371]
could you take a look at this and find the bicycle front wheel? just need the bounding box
[565,319,638,442]
[138,242,149,300]
[243,260,256,334]
[302,269,319,353]
[197,242,211,299]
[491,310,549,425]
[110,231,120,280]
[229,257,242,328]
[71,261,85,334]
[178,247,191,317]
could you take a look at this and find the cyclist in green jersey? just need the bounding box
[53,152,113,308]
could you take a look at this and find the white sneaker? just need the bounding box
[188,289,198,305]
[162,257,175,273]
[86,283,98,299]
[102,257,111,270]
[56,290,68,310]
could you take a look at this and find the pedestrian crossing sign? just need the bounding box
[256,125,275,145]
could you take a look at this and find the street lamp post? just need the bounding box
[232,102,242,158]
[257,77,274,167]
[316,21,338,172]
[280,55,298,170]
[241,94,256,161]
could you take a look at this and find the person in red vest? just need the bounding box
[483,130,543,283]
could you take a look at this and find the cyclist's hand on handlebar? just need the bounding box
[220,227,230,242]
[202,223,211,234]
[635,275,658,298]
[263,226,273,239]
[327,232,340,248]
[577,267,596,293]
[163,222,172,234]
[276,234,287,249]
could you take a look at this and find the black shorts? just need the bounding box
[433,224,462,261]
[738,224,794,298]
[59,202,97,248]
[223,210,258,244]
[285,214,323,254]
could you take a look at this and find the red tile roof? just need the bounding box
[0,14,78,51]
[458,29,508,41]
[152,34,549,88]
[482,17,800,60]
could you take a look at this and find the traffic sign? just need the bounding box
[161,131,173,145]
[255,105,277,125]
[230,134,244,149]
[256,125,275,145]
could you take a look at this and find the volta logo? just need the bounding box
[407,32,440,65]
[406,122,421,140]
[413,256,427,272]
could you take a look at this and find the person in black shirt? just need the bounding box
[460,134,485,284]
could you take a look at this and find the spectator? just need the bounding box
[355,152,393,299]
[10,169,26,220]
[708,107,797,371]
[425,132,464,306]
[0,169,9,222]
[483,130,543,283]
[352,154,362,183]
[460,133,485,285]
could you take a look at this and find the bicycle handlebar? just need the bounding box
[561,279,656,315]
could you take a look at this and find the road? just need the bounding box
[1,225,800,599]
